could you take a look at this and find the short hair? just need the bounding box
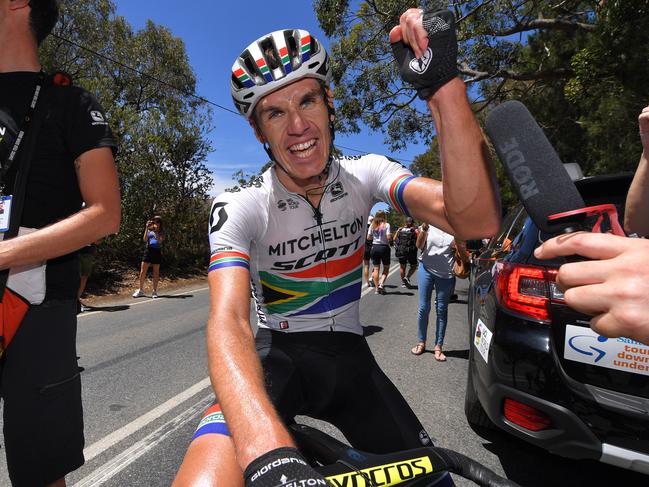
[29,0,59,46]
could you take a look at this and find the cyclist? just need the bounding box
[394,217,420,288]
[174,7,500,487]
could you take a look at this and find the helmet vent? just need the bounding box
[285,31,300,69]
[231,73,244,90]
[242,51,264,85]
[260,38,282,71]
[309,37,318,54]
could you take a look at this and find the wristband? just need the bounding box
[244,447,330,487]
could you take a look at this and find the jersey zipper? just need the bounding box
[295,192,336,331]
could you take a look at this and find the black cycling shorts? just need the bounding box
[0,299,84,485]
[142,246,162,265]
[363,241,372,262]
[398,252,418,267]
[255,328,430,454]
[370,244,391,267]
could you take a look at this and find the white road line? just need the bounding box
[73,393,214,487]
[79,286,209,318]
[361,263,401,298]
[82,377,212,462]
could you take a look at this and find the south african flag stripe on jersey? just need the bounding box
[259,246,364,316]
[279,47,292,75]
[389,175,415,217]
[300,35,312,62]
[233,68,254,88]
[209,251,250,272]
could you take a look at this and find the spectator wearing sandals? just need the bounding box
[411,223,456,361]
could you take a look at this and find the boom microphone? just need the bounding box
[484,100,585,234]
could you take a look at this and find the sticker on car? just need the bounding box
[564,325,649,376]
[474,319,493,364]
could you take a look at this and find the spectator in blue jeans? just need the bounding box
[411,223,456,361]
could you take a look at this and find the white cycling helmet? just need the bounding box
[231,29,332,119]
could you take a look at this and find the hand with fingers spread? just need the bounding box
[390,8,458,100]
[535,232,649,345]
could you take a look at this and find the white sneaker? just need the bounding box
[132,289,145,298]
[152,291,158,299]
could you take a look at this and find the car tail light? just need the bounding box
[495,262,564,322]
[503,398,552,431]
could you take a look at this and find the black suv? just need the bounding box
[465,172,649,475]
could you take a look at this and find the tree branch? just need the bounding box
[493,17,595,36]
[460,62,574,82]
[380,93,418,125]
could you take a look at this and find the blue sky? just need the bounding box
[111,0,430,196]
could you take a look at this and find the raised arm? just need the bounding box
[390,8,500,240]
[206,267,295,469]
[624,105,649,236]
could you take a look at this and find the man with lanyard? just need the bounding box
[394,217,420,288]
[0,1,120,485]
[174,7,500,487]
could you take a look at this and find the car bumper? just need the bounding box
[472,310,649,474]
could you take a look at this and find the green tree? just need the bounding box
[227,161,274,192]
[40,0,214,272]
[315,0,649,178]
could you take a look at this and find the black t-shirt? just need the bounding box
[0,72,117,299]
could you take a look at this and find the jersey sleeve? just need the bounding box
[360,155,416,216]
[64,88,118,161]
[208,191,261,274]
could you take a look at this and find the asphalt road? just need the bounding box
[0,263,645,486]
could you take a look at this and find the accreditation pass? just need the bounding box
[0,195,13,233]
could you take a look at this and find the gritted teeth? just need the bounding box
[289,139,317,153]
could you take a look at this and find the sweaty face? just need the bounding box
[253,78,332,184]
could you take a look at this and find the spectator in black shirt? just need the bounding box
[0,1,120,485]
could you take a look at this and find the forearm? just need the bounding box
[208,318,294,469]
[625,151,649,236]
[426,78,500,239]
[416,230,427,250]
[0,202,119,270]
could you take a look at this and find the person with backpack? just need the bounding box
[394,217,419,288]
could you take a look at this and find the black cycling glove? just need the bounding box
[244,447,331,487]
[391,9,458,100]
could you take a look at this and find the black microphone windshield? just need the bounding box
[485,100,585,234]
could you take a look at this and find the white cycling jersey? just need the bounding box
[208,154,415,335]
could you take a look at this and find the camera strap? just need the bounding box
[0,73,51,300]
[0,72,47,194]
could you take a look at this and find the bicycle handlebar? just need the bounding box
[290,423,519,487]
[425,447,518,487]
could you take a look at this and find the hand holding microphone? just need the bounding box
[486,100,649,344]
